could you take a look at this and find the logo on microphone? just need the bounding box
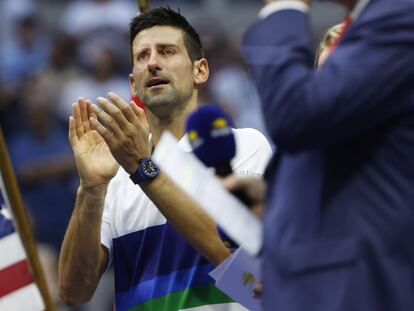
[211,118,232,138]
[188,130,204,149]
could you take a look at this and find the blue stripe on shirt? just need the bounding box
[112,222,211,293]
[115,263,215,311]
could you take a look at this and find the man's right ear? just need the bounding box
[193,58,209,86]
[129,74,138,96]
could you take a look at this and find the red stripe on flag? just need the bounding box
[0,259,33,297]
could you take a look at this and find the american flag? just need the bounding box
[0,176,44,311]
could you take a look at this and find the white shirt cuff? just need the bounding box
[259,1,309,19]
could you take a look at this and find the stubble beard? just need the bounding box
[143,84,193,124]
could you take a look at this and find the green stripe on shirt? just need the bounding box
[128,284,234,311]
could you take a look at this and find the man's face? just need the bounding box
[129,26,201,118]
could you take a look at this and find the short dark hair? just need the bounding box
[129,7,204,65]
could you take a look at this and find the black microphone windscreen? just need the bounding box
[185,104,236,168]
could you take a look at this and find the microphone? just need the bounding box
[185,104,253,207]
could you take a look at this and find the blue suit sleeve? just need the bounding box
[242,5,414,152]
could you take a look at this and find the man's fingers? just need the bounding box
[130,100,145,120]
[79,97,91,132]
[108,92,137,124]
[97,94,134,127]
[89,117,114,145]
[129,101,149,132]
[72,102,84,137]
[222,175,243,192]
[222,175,266,204]
[252,283,263,299]
[91,104,122,137]
[68,116,78,145]
[85,100,97,119]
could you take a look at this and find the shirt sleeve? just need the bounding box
[231,128,273,177]
[101,207,113,265]
[100,168,123,266]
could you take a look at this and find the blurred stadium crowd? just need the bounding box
[0,0,345,309]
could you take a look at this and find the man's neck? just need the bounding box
[147,99,198,146]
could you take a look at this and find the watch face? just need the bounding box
[142,159,159,178]
[130,157,159,184]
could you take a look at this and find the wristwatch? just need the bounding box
[129,157,160,184]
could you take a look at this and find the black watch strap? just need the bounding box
[129,157,160,184]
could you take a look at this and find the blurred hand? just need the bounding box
[90,92,150,175]
[222,176,267,218]
[252,282,263,299]
[69,98,119,188]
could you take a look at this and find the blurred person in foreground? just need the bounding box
[58,7,272,311]
[229,21,345,300]
[228,0,414,310]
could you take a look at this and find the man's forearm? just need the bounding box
[58,185,108,306]
[140,172,231,266]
